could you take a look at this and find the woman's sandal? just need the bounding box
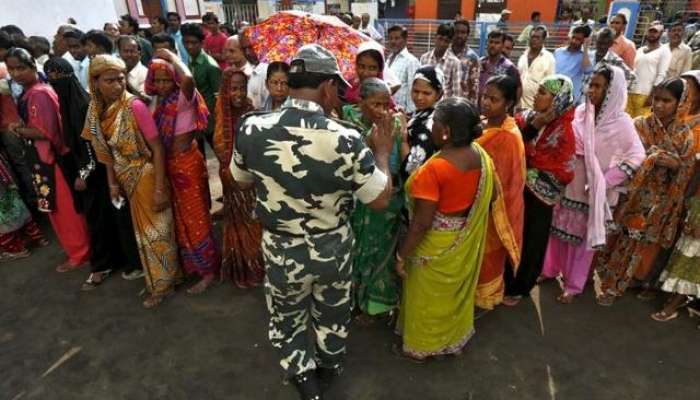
[556,292,575,304]
[142,290,174,309]
[80,270,112,292]
[391,343,427,364]
[0,249,31,263]
[651,310,679,322]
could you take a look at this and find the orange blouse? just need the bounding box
[410,157,481,213]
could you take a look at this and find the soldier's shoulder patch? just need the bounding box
[328,116,362,135]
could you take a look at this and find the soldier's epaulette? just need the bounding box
[329,116,362,133]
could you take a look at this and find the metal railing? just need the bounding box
[377,19,593,62]
[223,3,259,25]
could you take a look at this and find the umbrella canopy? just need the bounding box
[247,11,379,82]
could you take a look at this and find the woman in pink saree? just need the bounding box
[541,65,646,302]
[5,48,90,271]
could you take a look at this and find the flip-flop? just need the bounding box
[0,250,31,263]
[80,270,113,292]
[651,310,679,322]
[596,294,616,307]
[56,262,86,273]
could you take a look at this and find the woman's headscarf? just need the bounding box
[81,55,131,165]
[214,67,254,167]
[346,41,386,104]
[44,57,90,158]
[681,70,700,123]
[540,74,575,115]
[573,65,646,249]
[144,59,209,150]
[413,65,444,95]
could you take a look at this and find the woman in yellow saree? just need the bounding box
[82,55,181,308]
[395,98,495,361]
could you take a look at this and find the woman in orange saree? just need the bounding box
[475,75,526,311]
[213,68,264,288]
[82,55,180,308]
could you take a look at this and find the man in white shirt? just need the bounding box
[627,22,672,118]
[118,35,148,100]
[62,29,88,89]
[518,26,555,109]
[570,6,596,35]
[360,13,383,42]
[222,35,250,72]
[240,28,269,110]
[386,25,420,113]
[583,28,636,93]
[665,20,693,78]
[27,36,50,73]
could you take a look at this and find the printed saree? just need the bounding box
[146,60,220,278]
[213,70,264,288]
[398,144,494,357]
[82,90,180,295]
[342,105,404,315]
[596,84,698,296]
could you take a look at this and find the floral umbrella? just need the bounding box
[247,11,377,82]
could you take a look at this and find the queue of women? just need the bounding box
[1,32,699,362]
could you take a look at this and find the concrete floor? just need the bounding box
[2,156,698,400]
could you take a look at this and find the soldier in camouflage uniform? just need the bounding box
[230,44,396,400]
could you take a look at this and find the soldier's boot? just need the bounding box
[316,366,343,393]
[291,370,323,400]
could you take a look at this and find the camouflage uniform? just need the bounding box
[232,98,388,379]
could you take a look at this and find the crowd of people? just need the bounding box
[0,8,699,400]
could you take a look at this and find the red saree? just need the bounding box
[213,68,264,288]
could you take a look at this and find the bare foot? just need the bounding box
[187,274,216,295]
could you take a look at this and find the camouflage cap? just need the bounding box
[290,44,350,87]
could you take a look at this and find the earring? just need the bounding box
[442,135,448,140]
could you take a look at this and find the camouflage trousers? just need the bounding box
[261,226,353,379]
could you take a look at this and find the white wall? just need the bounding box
[114,0,129,16]
[3,0,120,38]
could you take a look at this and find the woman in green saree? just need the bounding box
[395,97,496,361]
[342,77,405,322]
